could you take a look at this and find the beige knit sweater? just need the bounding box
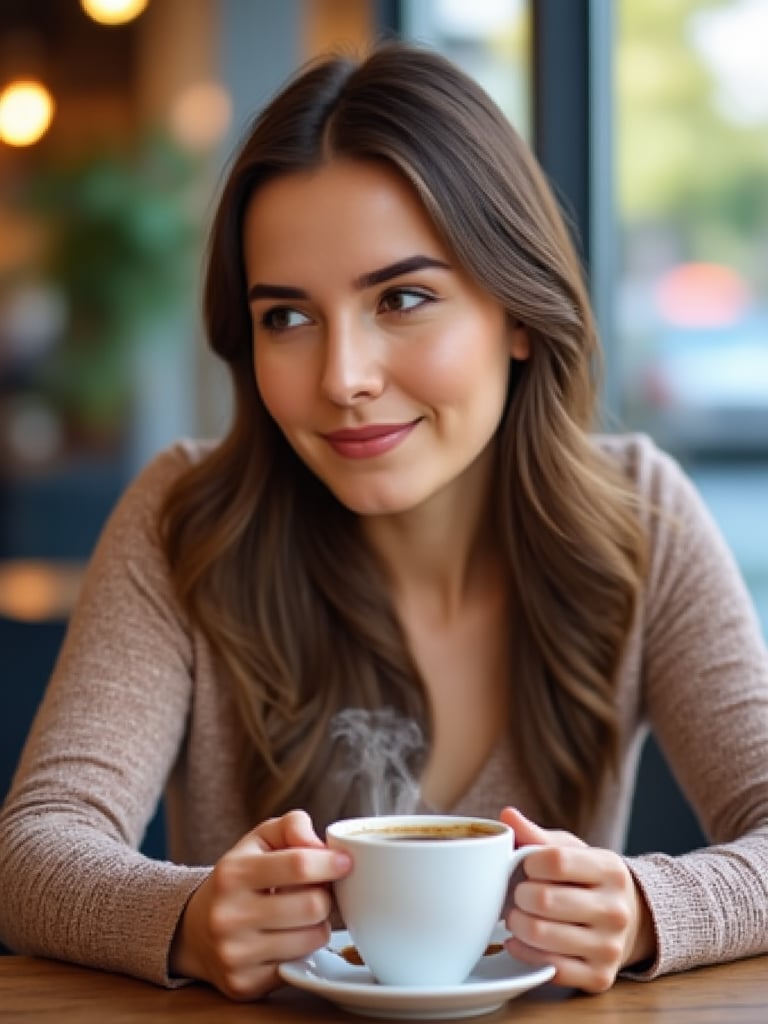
[1,434,767,988]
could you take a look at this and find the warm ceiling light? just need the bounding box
[0,560,84,622]
[0,79,55,146]
[80,0,149,26]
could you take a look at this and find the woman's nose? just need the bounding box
[320,318,385,406]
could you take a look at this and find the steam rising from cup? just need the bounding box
[330,708,425,815]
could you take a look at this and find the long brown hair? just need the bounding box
[160,42,645,834]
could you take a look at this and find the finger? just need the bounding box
[501,807,550,846]
[253,810,326,852]
[212,845,351,908]
[505,913,626,974]
[210,922,332,1001]
[513,879,596,925]
[224,812,334,866]
[222,887,334,934]
[507,910,587,960]
[501,807,586,849]
[260,920,334,963]
[200,868,336,939]
[507,901,627,959]
[252,885,335,931]
[283,809,327,848]
[214,963,282,1002]
[504,937,618,994]
[266,847,352,889]
[513,878,632,932]
[519,846,617,886]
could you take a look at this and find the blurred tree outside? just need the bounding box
[617,0,768,283]
[616,0,768,637]
[616,0,768,449]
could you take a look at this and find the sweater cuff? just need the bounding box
[139,864,211,987]
[620,854,664,980]
[621,851,714,980]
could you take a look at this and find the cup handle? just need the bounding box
[508,842,544,875]
[502,843,544,922]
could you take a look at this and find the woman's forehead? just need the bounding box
[242,158,450,279]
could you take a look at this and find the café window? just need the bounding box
[399,0,531,138]
[616,0,768,633]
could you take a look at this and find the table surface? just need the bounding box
[1,953,767,1023]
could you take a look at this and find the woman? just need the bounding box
[1,42,767,1001]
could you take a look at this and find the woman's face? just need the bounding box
[243,157,529,518]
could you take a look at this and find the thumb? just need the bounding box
[500,806,586,849]
[250,809,327,852]
[500,806,551,847]
[282,808,327,848]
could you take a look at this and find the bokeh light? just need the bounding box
[169,80,232,152]
[80,0,149,26]
[655,262,751,329]
[0,80,55,147]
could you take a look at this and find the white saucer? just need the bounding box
[278,923,556,1020]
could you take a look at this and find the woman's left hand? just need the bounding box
[500,807,656,993]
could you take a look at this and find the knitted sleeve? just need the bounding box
[0,444,210,985]
[623,439,768,977]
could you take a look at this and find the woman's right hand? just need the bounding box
[169,809,352,1000]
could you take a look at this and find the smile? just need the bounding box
[321,420,421,459]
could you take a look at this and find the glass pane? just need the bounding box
[400,0,531,139]
[616,0,768,633]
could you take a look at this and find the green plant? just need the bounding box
[22,133,201,438]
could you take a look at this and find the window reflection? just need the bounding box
[617,0,768,456]
[400,0,531,137]
[617,0,768,633]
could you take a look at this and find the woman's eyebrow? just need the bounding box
[248,283,307,302]
[247,255,451,303]
[353,255,451,290]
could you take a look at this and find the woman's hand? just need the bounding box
[500,807,656,993]
[169,809,351,1000]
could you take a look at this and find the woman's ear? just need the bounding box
[509,322,530,361]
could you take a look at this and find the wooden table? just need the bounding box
[1,954,767,1022]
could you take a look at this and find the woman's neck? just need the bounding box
[361,449,501,623]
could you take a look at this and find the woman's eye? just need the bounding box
[261,307,312,331]
[379,288,432,314]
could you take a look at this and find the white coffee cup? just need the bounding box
[326,813,541,988]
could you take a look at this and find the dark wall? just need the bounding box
[1,616,167,859]
[626,737,707,856]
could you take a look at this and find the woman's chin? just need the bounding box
[328,484,424,518]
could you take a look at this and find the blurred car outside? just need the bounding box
[624,262,768,457]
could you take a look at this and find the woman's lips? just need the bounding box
[321,420,420,459]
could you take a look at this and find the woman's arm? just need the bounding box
[622,444,768,977]
[500,439,768,989]
[0,447,210,985]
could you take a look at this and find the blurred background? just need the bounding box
[1,0,766,857]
